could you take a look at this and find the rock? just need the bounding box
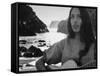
[18,4,49,36]
[49,21,59,28]
[23,52,34,58]
[19,46,27,57]
[19,46,27,52]
[19,45,43,57]
[57,20,68,34]
[28,46,43,57]
[38,40,45,42]
[19,40,27,44]
[38,40,46,47]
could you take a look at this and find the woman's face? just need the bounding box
[70,8,82,33]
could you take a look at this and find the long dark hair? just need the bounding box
[67,7,95,65]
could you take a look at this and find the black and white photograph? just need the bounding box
[11,2,97,73]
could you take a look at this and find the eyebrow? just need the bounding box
[70,12,81,17]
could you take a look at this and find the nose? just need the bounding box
[73,17,78,24]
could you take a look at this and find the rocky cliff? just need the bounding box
[18,4,49,36]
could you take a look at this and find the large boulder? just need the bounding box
[19,45,43,57]
[49,21,59,28]
[22,45,43,58]
[19,46,27,57]
[57,20,68,34]
[28,46,43,57]
[23,52,34,58]
[18,4,49,36]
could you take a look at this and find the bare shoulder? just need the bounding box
[54,37,68,48]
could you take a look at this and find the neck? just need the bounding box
[75,33,80,40]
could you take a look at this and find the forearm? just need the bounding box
[36,57,46,71]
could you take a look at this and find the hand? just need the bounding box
[61,60,78,69]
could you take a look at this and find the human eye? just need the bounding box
[70,14,74,19]
[77,14,81,19]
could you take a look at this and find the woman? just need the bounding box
[36,7,96,70]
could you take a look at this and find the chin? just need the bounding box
[73,29,80,33]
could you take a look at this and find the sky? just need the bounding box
[29,5,71,27]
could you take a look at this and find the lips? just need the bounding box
[73,25,79,29]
